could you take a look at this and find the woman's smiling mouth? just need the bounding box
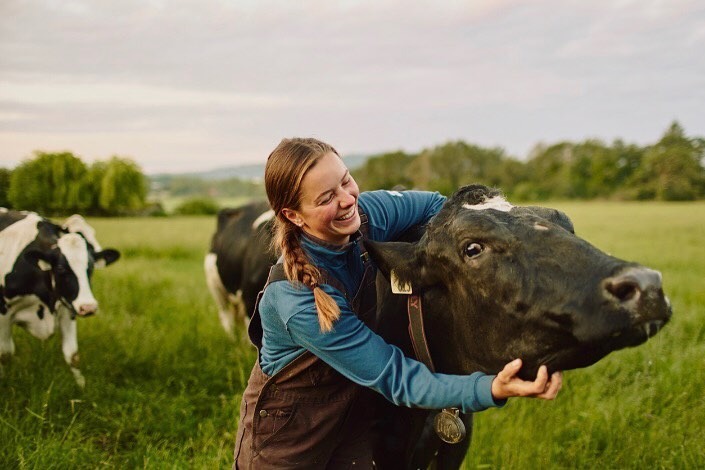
[336,206,356,221]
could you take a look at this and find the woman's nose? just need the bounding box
[340,189,356,206]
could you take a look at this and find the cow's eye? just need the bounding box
[464,243,483,258]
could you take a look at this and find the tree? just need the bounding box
[0,168,11,208]
[353,151,415,191]
[173,196,220,215]
[98,157,148,214]
[521,142,574,200]
[8,152,88,214]
[627,122,705,200]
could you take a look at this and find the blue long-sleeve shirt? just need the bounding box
[258,190,502,413]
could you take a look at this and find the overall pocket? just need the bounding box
[253,405,296,452]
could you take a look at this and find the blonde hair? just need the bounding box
[265,137,342,332]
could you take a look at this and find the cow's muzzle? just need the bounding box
[77,303,98,317]
[604,267,664,309]
[603,266,672,339]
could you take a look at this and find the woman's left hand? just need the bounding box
[491,358,563,401]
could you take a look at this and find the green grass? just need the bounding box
[1,203,703,469]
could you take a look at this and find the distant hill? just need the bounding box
[149,154,369,182]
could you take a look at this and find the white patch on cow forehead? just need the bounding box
[252,210,275,229]
[385,190,403,197]
[57,233,89,266]
[63,214,101,251]
[462,196,513,212]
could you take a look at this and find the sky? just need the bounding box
[1,0,704,174]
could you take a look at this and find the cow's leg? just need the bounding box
[204,253,240,337]
[0,314,15,370]
[58,307,85,388]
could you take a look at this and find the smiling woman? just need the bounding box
[231,137,563,470]
[281,152,361,246]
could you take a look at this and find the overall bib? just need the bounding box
[234,214,379,469]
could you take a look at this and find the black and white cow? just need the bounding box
[364,185,672,469]
[0,209,120,387]
[204,201,277,336]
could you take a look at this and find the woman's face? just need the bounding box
[283,151,361,245]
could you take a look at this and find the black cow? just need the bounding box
[364,185,672,469]
[205,201,277,335]
[0,210,120,387]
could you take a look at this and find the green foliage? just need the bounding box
[8,151,89,215]
[352,121,705,201]
[98,157,148,214]
[173,196,220,215]
[0,167,11,208]
[6,152,148,216]
[6,121,704,219]
[625,122,705,201]
[353,151,415,191]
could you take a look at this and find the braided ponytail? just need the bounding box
[267,138,343,332]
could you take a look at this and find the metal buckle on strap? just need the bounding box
[407,294,466,444]
[434,408,466,444]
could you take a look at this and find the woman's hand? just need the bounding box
[491,358,563,401]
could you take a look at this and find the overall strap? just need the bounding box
[247,264,287,349]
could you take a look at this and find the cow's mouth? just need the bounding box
[525,317,670,380]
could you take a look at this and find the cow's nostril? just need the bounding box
[605,267,665,304]
[606,280,639,303]
[79,304,98,316]
[605,267,663,304]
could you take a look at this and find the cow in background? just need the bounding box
[205,201,276,336]
[0,209,120,387]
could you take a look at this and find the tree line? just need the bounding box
[2,121,703,217]
[0,151,265,217]
[0,152,148,216]
[353,121,705,201]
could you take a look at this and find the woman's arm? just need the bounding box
[283,284,500,413]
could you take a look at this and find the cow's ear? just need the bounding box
[364,240,433,292]
[95,248,121,268]
[24,250,53,271]
[523,206,575,234]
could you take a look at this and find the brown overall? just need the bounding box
[234,215,380,469]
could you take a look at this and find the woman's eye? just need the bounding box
[464,243,483,258]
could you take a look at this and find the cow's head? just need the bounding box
[24,231,120,318]
[366,185,672,380]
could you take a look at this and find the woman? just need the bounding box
[233,137,562,469]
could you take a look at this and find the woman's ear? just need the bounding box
[281,208,303,227]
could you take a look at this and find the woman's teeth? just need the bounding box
[337,208,355,220]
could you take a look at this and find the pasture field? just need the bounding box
[156,196,251,214]
[1,202,703,469]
